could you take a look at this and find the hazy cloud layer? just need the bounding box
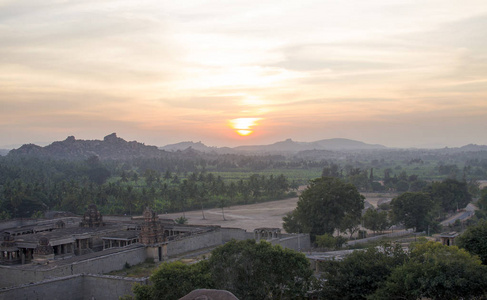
[1,0,486,148]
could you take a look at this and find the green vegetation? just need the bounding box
[0,156,293,217]
[457,220,487,265]
[372,242,487,300]
[315,233,347,250]
[362,207,390,234]
[132,240,313,300]
[283,177,364,239]
[109,259,158,278]
[320,243,408,299]
[390,192,435,232]
[1,140,487,220]
[134,260,213,300]
[320,241,487,300]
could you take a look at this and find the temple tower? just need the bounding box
[80,204,105,228]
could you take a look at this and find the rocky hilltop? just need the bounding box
[8,133,163,160]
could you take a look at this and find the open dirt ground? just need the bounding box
[160,192,399,232]
[161,197,299,232]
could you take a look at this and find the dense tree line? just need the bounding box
[0,156,292,218]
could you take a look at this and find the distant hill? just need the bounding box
[233,138,387,153]
[8,133,163,160]
[8,133,486,160]
[159,138,387,154]
[310,138,387,150]
[0,149,10,156]
[458,144,487,151]
[160,141,235,154]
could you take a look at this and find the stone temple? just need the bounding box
[0,205,310,299]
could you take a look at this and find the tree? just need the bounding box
[395,180,409,192]
[371,241,487,300]
[390,192,435,232]
[340,214,361,239]
[457,220,487,264]
[316,233,347,250]
[363,208,390,233]
[320,243,408,300]
[477,187,487,211]
[322,163,340,178]
[133,260,213,300]
[427,178,471,213]
[283,177,364,238]
[208,239,313,299]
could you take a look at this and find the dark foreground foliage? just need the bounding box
[132,240,313,300]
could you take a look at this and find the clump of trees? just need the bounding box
[362,207,390,234]
[132,240,314,300]
[371,242,487,300]
[283,177,364,239]
[457,220,487,265]
[320,243,408,299]
[390,192,435,232]
[320,241,487,300]
[131,240,487,300]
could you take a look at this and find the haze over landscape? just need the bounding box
[1,0,487,149]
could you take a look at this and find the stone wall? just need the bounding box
[0,274,85,300]
[0,246,147,288]
[82,274,148,300]
[0,274,147,300]
[0,217,80,231]
[220,227,253,242]
[270,234,311,251]
[221,227,310,251]
[103,215,134,222]
[166,229,222,257]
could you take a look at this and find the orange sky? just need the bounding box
[1,1,487,148]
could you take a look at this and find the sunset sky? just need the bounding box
[1,0,487,149]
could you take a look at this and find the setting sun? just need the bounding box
[229,118,262,136]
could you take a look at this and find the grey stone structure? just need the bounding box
[1,233,21,265]
[79,204,104,228]
[0,206,311,299]
[32,237,54,264]
[254,227,281,240]
[439,231,459,246]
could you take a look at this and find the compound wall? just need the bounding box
[272,234,311,251]
[0,274,147,300]
[220,227,254,242]
[0,246,147,288]
[166,230,223,257]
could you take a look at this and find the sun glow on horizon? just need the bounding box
[229,118,262,136]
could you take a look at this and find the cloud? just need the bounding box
[1,1,487,147]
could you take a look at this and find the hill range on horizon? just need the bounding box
[3,133,487,159]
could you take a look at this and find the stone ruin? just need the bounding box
[32,237,54,265]
[80,204,105,228]
[139,207,165,245]
[254,228,281,240]
[1,233,20,265]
